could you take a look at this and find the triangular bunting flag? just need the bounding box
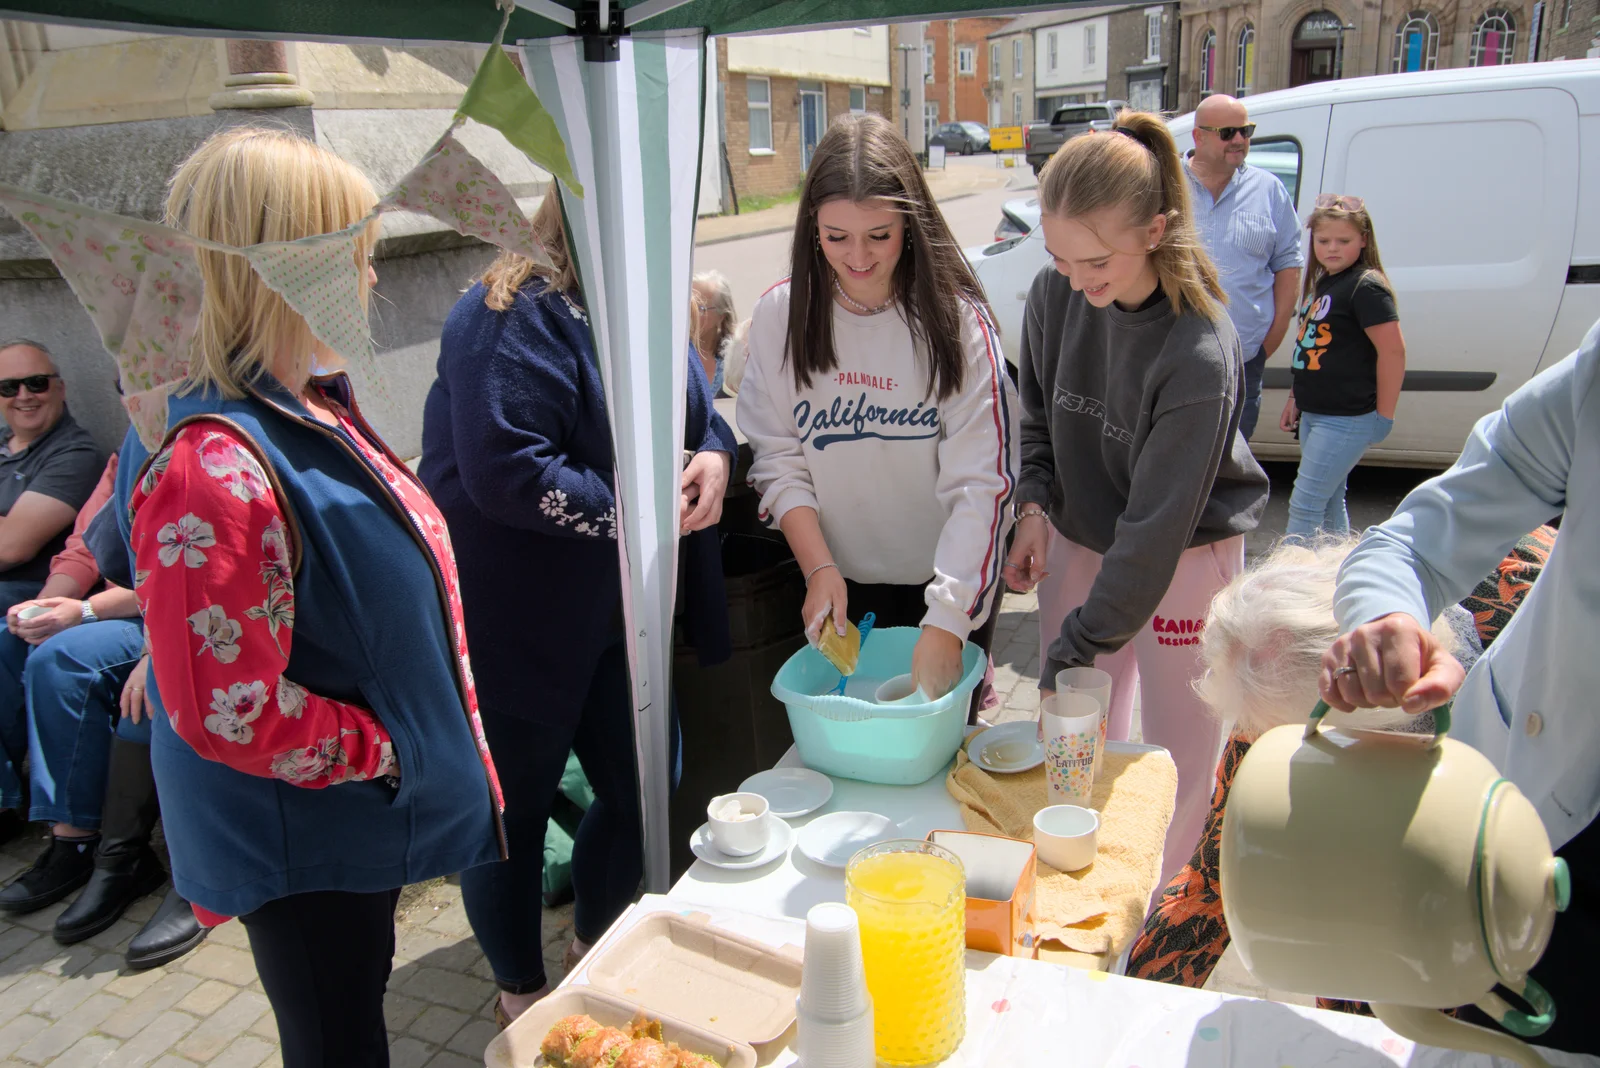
[384,131,553,267]
[243,226,374,369]
[458,43,583,197]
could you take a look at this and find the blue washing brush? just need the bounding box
[825,612,874,696]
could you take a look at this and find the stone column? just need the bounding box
[209,39,314,110]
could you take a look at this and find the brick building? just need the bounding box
[1109,3,1183,111]
[717,28,892,201]
[1537,0,1600,58]
[887,18,1011,139]
[1178,0,1540,110]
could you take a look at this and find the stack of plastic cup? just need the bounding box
[796,902,875,1067]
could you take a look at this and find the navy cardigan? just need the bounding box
[420,283,736,726]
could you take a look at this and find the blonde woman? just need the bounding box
[1003,113,1270,885]
[111,127,504,1067]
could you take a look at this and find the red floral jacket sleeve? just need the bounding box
[129,422,398,787]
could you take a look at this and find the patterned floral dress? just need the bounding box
[129,392,504,924]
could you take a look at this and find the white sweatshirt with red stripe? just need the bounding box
[736,281,1018,639]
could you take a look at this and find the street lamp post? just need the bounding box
[896,42,916,142]
[1332,22,1357,80]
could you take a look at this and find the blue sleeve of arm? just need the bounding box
[449,296,618,538]
[1335,329,1594,633]
[1268,182,1305,273]
[686,345,737,455]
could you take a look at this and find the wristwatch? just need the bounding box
[80,600,98,625]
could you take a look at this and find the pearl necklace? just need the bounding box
[833,276,895,316]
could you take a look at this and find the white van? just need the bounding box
[969,60,1600,467]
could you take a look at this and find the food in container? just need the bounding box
[540,1011,723,1068]
[486,987,753,1068]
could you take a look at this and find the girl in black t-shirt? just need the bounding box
[1279,196,1406,538]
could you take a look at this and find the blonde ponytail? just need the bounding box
[1037,110,1226,320]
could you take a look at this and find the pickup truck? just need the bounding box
[1024,100,1126,174]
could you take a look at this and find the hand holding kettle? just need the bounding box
[1319,611,1466,714]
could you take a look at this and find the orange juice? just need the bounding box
[845,842,966,1065]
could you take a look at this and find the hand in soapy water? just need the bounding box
[912,625,965,700]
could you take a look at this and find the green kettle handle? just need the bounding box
[1305,698,1452,744]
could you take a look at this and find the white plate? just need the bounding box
[796,811,897,869]
[690,814,794,870]
[966,721,1044,774]
[737,767,834,819]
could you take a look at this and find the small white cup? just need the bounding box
[707,792,771,857]
[16,605,47,621]
[873,674,925,705]
[1033,804,1099,872]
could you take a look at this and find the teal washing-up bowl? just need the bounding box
[771,626,986,785]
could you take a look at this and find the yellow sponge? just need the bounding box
[816,614,862,676]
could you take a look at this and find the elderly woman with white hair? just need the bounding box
[692,270,737,397]
[1125,527,1554,995]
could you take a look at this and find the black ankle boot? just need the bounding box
[125,886,207,970]
[0,834,98,913]
[54,738,165,944]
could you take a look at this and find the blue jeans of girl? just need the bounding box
[1286,410,1394,538]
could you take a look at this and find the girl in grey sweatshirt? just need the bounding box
[1004,112,1269,884]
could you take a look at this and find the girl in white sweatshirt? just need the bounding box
[737,113,1019,707]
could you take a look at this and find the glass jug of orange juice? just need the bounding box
[845,839,966,1065]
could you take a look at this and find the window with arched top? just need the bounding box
[1391,10,1440,71]
[1236,23,1256,93]
[1470,8,1517,65]
[1199,29,1217,94]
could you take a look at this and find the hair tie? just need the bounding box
[1114,126,1147,150]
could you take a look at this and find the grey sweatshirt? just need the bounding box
[1016,267,1269,684]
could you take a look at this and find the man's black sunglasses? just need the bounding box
[1197,123,1257,141]
[0,374,59,398]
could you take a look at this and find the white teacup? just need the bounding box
[16,605,47,621]
[707,792,771,857]
[1033,804,1099,872]
[873,674,926,706]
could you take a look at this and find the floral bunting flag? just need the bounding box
[384,130,552,267]
[243,225,375,370]
[0,184,204,448]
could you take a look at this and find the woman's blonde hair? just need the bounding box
[480,189,578,312]
[164,126,379,398]
[1303,201,1393,303]
[1037,111,1225,320]
[1195,536,1455,739]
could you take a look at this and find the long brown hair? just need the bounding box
[1303,202,1392,303]
[480,187,579,311]
[1037,110,1225,320]
[785,113,991,402]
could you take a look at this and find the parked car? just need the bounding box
[1024,101,1126,174]
[930,121,991,155]
[994,197,1038,242]
[969,61,1600,466]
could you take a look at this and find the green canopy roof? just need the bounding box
[0,0,1073,44]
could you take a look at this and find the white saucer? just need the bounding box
[738,767,835,819]
[689,814,794,870]
[966,721,1045,774]
[796,811,897,869]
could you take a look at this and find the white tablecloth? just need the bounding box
[568,896,1594,1067]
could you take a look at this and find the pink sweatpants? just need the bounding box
[1036,531,1245,889]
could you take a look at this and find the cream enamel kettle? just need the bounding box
[1220,702,1571,1068]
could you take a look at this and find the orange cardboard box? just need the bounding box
[927,829,1037,958]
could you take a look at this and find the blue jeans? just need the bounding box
[0,580,44,618]
[1239,346,1268,441]
[460,638,681,993]
[0,621,147,826]
[1286,410,1394,538]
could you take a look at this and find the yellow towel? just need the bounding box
[945,746,1177,955]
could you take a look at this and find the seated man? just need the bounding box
[0,455,205,969]
[0,340,102,613]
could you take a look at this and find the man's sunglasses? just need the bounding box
[0,374,58,398]
[1198,124,1256,141]
[1314,193,1367,212]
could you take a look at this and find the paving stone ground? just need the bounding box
[0,578,1330,1066]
